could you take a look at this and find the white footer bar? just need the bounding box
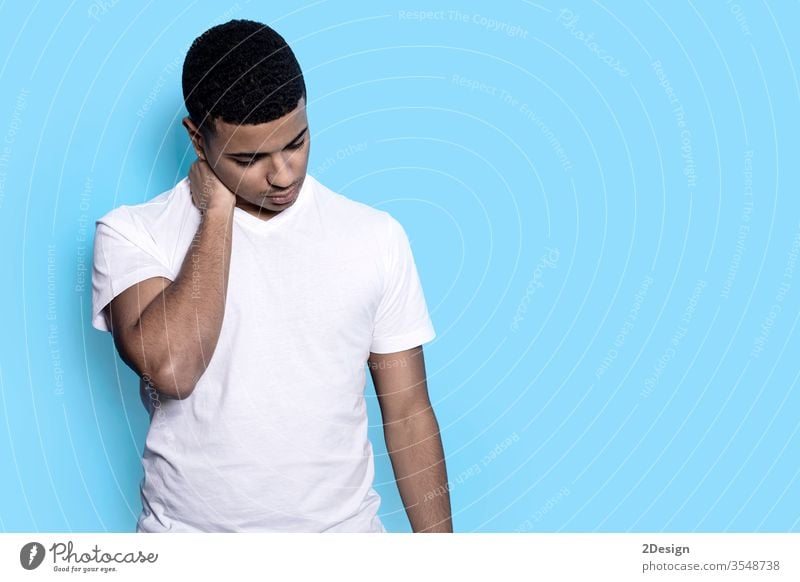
[2,533,798,581]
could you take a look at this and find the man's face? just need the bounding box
[184,97,310,219]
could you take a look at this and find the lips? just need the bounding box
[265,182,299,204]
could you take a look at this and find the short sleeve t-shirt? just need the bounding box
[91,174,436,532]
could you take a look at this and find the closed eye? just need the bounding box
[231,140,305,166]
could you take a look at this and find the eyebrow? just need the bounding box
[225,126,308,158]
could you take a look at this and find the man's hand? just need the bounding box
[188,159,236,214]
[108,159,237,400]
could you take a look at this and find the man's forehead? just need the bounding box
[216,112,304,151]
[218,113,304,140]
[216,98,305,133]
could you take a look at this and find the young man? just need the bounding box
[91,19,452,533]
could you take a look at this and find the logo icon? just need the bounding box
[20,542,46,570]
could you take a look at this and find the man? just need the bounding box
[91,19,452,533]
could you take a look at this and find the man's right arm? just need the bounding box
[105,161,236,399]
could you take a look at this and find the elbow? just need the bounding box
[116,327,201,400]
[146,362,199,400]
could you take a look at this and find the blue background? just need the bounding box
[1,0,799,532]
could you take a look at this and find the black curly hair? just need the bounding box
[182,19,306,137]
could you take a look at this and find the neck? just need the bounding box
[234,196,281,221]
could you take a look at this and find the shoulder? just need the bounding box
[309,175,405,242]
[95,177,194,237]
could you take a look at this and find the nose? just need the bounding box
[266,152,295,190]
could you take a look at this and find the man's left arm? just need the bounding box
[369,346,452,533]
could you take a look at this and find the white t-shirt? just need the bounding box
[91,173,436,532]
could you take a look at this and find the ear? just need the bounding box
[182,116,208,161]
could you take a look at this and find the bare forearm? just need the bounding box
[385,409,453,532]
[134,205,233,397]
